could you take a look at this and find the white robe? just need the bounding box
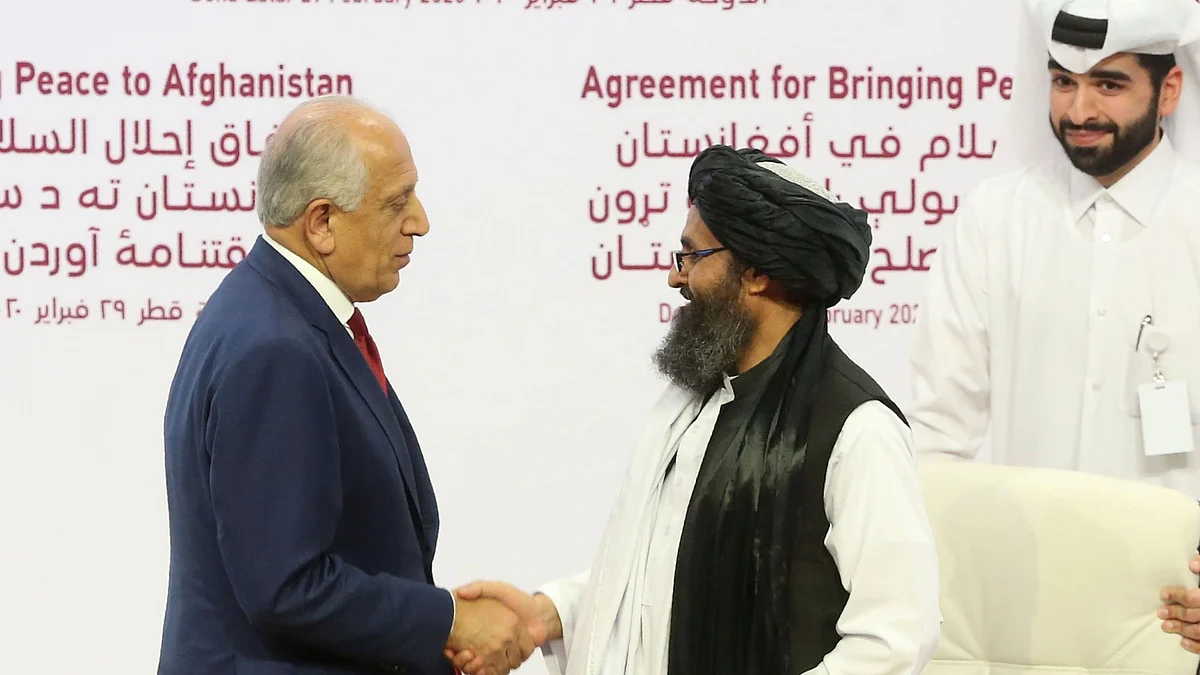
[909,135,1200,498]
[537,380,942,675]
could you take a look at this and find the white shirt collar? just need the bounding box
[261,232,355,328]
[1068,132,1178,227]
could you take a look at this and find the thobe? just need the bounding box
[538,377,941,675]
[910,135,1200,498]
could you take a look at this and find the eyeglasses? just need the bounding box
[671,247,728,272]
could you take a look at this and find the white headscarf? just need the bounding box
[992,0,1200,172]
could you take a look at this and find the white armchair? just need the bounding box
[919,461,1200,675]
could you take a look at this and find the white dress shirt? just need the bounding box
[263,233,355,338]
[261,232,458,623]
[539,381,942,675]
[909,135,1200,498]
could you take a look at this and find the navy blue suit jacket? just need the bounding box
[158,237,455,675]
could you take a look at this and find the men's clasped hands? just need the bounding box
[443,581,559,675]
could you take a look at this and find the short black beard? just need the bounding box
[651,271,755,396]
[1051,93,1159,177]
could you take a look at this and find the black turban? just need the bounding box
[687,145,872,306]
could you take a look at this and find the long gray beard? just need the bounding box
[652,282,755,396]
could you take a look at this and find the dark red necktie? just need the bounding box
[347,308,388,394]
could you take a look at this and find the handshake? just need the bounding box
[443,581,563,675]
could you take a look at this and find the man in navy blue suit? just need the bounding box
[157,96,543,675]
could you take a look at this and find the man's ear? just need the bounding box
[1158,65,1184,117]
[302,200,337,256]
[741,265,771,296]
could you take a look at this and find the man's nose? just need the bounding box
[406,195,430,236]
[668,268,685,288]
[1067,89,1101,125]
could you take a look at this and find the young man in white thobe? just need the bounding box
[908,0,1200,653]
[447,146,942,675]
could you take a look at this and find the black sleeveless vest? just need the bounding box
[783,341,907,668]
[666,337,908,674]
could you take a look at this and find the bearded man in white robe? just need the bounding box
[907,0,1200,653]
[447,146,942,675]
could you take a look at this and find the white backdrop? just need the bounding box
[0,0,1018,672]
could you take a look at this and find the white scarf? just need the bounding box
[546,385,704,675]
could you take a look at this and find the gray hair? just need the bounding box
[256,96,375,227]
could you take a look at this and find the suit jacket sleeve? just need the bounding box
[207,338,454,670]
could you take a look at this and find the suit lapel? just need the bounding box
[327,335,423,523]
[244,237,423,526]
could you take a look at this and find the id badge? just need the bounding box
[1136,327,1194,456]
[1138,380,1194,457]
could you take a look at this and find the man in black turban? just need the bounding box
[446,146,942,675]
[652,145,875,395]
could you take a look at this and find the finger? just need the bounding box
[518,629,536,660]
[486,651,509,675]
[477,652,494,673]
[489,583,525,606]
[1160,587,1200,605]
[1160,605,1200,623]
[456,582,484,600]
[1191,556,1200,574]
[468,656,485,673]
[474,581,518,605]
[1182,623,1200,641]
[1162,619,1200,640]
[506,643,522,670]
[454,651,477,669]
[473,581,532,611]
[1184,637,1200,655]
